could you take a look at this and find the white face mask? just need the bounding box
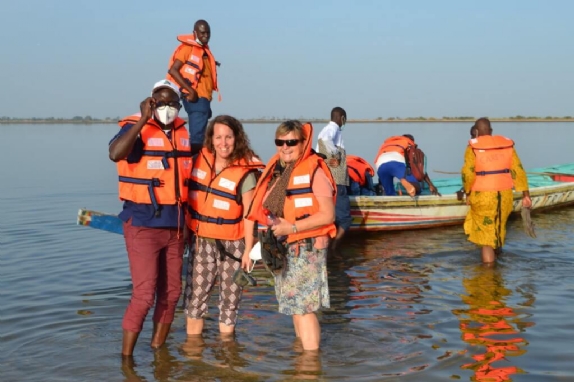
[154,106,179,125]
[195,38,203,46]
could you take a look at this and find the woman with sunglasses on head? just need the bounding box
[246,120,337,351]
[184,115,264,338]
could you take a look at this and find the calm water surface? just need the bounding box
[2,123,573,381]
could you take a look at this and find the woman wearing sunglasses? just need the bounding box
[184,115,264,337]
[246,120,337,351]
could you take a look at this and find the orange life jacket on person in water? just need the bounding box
[469,135,514,192]
[166,33,219,95]
[246,123,337,244]
[347,155,375,186]
[186,148,264,240]
[116,114,192,215]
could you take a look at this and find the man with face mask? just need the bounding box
[167,19,219,148]
[316,107,352,250]
[109,79,193,358]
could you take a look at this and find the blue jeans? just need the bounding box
[377,161,421,196]
[182,97,212,145]
[335,185,352,231]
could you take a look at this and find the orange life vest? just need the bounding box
[374,136,415,164]
[166,34,218,95]
[246,123,337,243]
[186,148,265,240]
[347,155,374,186]
[116,114,192,214]
[469,135,514,191]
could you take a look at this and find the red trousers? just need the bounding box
[122,219,184,333]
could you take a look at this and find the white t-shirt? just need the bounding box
[375,152,405,171]
[316,121,344,153]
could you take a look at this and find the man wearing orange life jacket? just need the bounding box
[167,19,219,146]
[374,135,418,196]
[461,117,531,264]
[246,120,336,351]
[183,115,264,337]
[109,79,193,357]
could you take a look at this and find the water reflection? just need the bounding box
[453,265,532,381]
[288,343,323,381]
[121,355,147,382]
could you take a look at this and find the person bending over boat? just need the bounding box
[461,118,531,264]
[394,134,441,196]
[184,115,264,337]
[347,154,377,196]
[167,19,219,146]
[246,120,337,351]
[108,80,192,357]
[374,135,418,196]
[316,107,352,249]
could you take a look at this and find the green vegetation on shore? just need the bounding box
[1,115,573,124]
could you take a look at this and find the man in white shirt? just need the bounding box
[316,107,351,249]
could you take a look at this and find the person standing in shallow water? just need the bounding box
[461,117,531,263]
[316,107,352,249]
[246,120,337,351]
[183,115,264,337]
[108,80,192,357]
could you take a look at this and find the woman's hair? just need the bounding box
[203,115,259,163]
[275,120,307,142]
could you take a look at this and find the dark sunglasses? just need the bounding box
[275,139,300,147]
[154,101,181,109]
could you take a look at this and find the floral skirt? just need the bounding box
[274,244,330,315]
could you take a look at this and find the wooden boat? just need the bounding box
[77,163,574,234]
[350,163,574,231]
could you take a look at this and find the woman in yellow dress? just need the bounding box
[461,118,531,263]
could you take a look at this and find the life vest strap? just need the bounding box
[141,150,192,170]
[185,61,201,70]
[119,176,163,215]
[214,239,241,262]
[476,169,510,176]
[286,187,313,196]
[188,208,243,225]
[189,183,237,201]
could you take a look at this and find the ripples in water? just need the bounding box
[3,168,574,381]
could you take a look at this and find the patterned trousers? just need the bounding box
[183,237,244,326]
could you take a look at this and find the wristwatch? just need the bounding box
[292,224,298,233]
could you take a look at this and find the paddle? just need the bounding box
[433,169,557,177]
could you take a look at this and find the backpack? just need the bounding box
[405,145,426,182]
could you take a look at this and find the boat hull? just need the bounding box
[77,163,574,234]
[349,182,574,231]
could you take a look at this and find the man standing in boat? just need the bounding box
[461,117,531,263]
[316,107,352,249]
[167,19,219,147]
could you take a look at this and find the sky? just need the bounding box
[1,0,573,120]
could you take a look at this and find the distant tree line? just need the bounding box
[1,115,573,123]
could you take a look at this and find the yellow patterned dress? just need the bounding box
[461,146,528,248]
